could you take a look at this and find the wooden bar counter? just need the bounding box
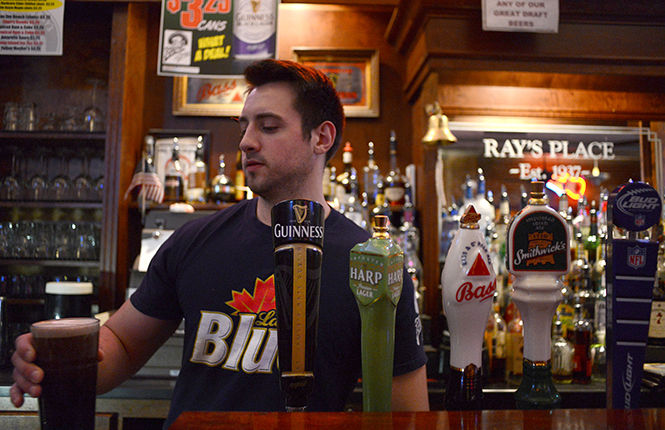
[170,409,665,430]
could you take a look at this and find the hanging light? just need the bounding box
[422,101,457,146]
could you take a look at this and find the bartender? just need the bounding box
[11,59,429,428]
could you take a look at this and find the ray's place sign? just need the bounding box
[483,138,616,160]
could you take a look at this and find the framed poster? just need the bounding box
[172,76,249,116]
[293,48,380,118]
[148,129,210,187]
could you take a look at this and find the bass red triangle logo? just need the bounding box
[467,253,491,276]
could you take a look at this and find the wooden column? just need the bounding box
[101,3,150,310]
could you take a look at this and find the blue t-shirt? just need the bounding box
[131,199,426,427]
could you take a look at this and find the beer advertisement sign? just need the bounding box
[158,0,278,77]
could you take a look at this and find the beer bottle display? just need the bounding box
[271,199,325,411]
[163,138,185,202]
[441,205,496,410]
[350,215,403,412]
[507,181,570,409]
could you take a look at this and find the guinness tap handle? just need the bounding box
[272,199,324,411]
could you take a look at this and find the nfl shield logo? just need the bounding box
[627,246,646,269]
[635,214,645,227]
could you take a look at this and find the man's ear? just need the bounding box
[311,121,336,155]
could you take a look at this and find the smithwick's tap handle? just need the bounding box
[507,181,570,409]
[350,215,404,412]
[441,205,496,410]
[271,199,325,411]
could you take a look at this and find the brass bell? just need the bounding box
[422,102,457,146]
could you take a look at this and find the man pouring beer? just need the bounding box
[11,59,429,428]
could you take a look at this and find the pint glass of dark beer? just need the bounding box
[271,199,324,411]
[31,317,100,430]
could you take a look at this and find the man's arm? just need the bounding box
[391,364,429,411]
[97,300,180,393]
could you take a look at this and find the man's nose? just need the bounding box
[239,127,258,153]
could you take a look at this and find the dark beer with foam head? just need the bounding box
[31,317,99,430]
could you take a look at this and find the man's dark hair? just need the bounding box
[244,59,345,163]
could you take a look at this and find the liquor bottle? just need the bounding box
[592,234,607,336]
[558,193,569,219]
[336,141,356,210]
[362,141,383,212]
[491,185,511,308]
[474,168,496,237]
[322,164,332,202]
[590,330,606,382]
[572,234,594,324]
[507,181,569,409]
[584,202,600,267]
[571,303,592,384]
[328,166,339,210]
[163,138,185,202]
[208,154,236,204]
[484,299,507,384]
[235,149,246,201]
[342,177,366,229]
[370,182,390,229]
[573,196,590,239]
[271,199,324,411]
[440,205,460,264]
[384,130,406,227]
[401,196,424,313]
[505,307,524,385]
[441,205,496,410]
[551,319,574,384]
[555,278,575,341]
[648,241,665,346]
[350,215,403,411]
[186,137,207,203]
[520,183,528,209]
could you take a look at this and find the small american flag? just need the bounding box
[124,171,164,204]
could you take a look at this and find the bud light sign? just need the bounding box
[612,182,662,232]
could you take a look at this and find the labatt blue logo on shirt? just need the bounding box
[613,182,662,232]
[189,276,278,374]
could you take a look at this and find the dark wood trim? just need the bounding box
[103,3,150,310]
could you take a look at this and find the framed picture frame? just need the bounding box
[172,76,249,116]
[293,48,380,118]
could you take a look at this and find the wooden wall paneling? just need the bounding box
[277,4,412,177]
[411,72,442,343]
[435,84,665,121]
[651,122,665,195]
[103,2,150,309]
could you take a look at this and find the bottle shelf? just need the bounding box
[0,201,103,209]
[0,131,106,141]
[129,201,235,211]
[0,259,100,268]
